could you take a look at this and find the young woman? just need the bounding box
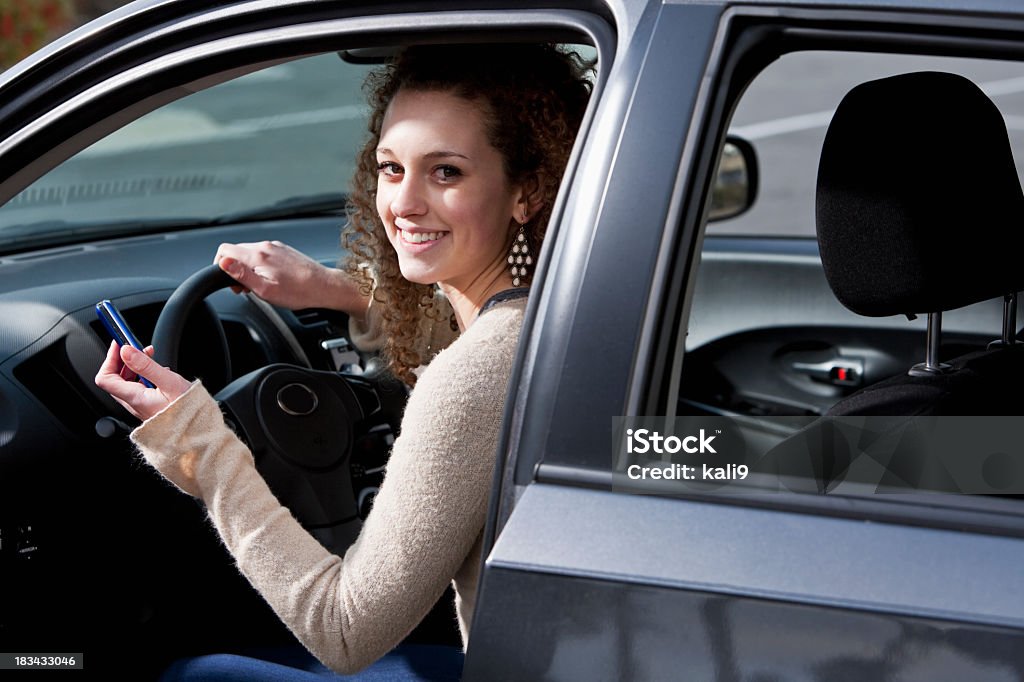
[96,43,591,680]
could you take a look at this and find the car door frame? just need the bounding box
[0,0,620,669]
[0,2,616,210]
[469,3,1024,679]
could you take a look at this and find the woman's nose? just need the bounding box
[390,176,427,218]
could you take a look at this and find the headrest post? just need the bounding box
[1003,292,1017,345]
[926,311,942,369]
[909,312,951,376]
[988,292,1019,349]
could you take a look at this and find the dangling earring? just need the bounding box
[508,221,532,287]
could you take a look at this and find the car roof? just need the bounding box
[2,0,1023,105]
[6,0,1024,64]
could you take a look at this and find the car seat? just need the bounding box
[815,71,1024,416]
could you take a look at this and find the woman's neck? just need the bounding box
[440,271,516,332]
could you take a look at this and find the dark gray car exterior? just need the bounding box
[466,3,1024,679]
[1,0,1024,679]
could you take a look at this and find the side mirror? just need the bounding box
[708,135,758,222]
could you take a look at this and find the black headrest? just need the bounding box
[816,71,1024,317]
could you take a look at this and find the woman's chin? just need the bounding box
[398,266,438,286]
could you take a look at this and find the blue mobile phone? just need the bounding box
[95,299,155,388]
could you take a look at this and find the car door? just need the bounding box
[0,1,615,676]
[467,3,1024,680]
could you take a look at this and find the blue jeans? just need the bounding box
[158,644,464,681]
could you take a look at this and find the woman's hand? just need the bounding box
[94,341,193,422]
[213,240,335,310]
[214,241,372,320]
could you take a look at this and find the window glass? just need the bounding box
[0,43,596,254]
[710,52,1024,237]
[0,52,373,251]
[624,50,1024,502]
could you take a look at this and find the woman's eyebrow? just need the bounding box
[424,150,470,160]
[375,147,469,160]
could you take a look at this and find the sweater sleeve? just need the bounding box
[130,309,517,674]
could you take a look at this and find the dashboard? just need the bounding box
[0,216,389,670]
[0,217,353,450]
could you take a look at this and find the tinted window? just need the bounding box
[711,52,1024,237]
[0,53,373,252]
[644,50,1024,503]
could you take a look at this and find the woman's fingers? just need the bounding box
[119,345,183,393]
[216,255,253,294]
[120,363,137,382]
[215,242,263,294]
[95,341,147,412]
[212,241,325,310]
[126,346,155,380]
[96,339,123,380]
[95,342,193,422]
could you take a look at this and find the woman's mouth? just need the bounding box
[398,228,448,246]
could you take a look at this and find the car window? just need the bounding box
[0,43,597,255]
[634,49,1024,504]
[0,52,373,252]
[711,52,1024,237]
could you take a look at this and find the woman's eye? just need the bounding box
[434,165,462,181]
[377,161,402,176]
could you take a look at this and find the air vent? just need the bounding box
[294,308,347,331]
[12,337,104,437]
[291,308,352,371]
[295,309,325,326]
[7,173,248,208]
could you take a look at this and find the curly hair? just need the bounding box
[343,43,593,385]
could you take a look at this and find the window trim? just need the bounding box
[0,9,614,208]
[635,5,1024,535]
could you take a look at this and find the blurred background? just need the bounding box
[5,1,1024,240]
[1,0,124,68]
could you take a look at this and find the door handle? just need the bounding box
[790,357,864,386]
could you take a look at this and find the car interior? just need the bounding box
[3,17,1024,674]
[678,54,1024,420]
[668,50,1024,500]
[751,68,1024,497]
[813,70,1024,418]
[0,43,531,675]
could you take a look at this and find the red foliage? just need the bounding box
[0,0,74,68]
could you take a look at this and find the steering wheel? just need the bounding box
[151,264,383,555]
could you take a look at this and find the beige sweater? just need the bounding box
[131,297,526,674]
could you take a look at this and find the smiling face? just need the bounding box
[375,88,525,292]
